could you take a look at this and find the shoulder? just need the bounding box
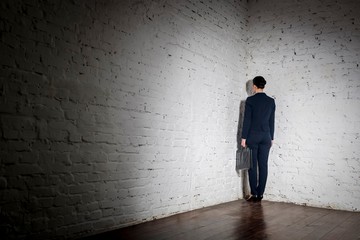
[266,95,276,107]
[245,95,256,104]
[264,93,275,102]
[268,95,275,104]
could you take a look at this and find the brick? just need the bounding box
[67,195,82,206]
[19,151,39,163]
[31,217,48,232]
[53,195,67,207]
[3,129,19,140]
[4,164,42,176]
[69,184,95,194]
[65,222,93,236]
[77,202,99,213]
[88,210,102,220]
[93,218,115,230]
[0,177,7,189]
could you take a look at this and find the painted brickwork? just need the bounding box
[247,0,360,210]
[0,0,248,238]
[1,0,360,239]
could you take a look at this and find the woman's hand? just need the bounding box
[241,139,246,148]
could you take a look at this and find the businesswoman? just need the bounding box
[241,76,275,202]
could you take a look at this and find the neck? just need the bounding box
[255,89,264,93]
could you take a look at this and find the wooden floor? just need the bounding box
[81,200,360,240]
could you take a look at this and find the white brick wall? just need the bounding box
[0,0,248,238]
[1,0,359,239]
[247,0,360,211]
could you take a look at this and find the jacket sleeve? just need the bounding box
[269,100,276,140]
[241,99,252,139]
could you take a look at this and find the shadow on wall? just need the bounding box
[0,0,121,238]
[236,80,253,198]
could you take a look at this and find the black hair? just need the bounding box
[253,76,266,89]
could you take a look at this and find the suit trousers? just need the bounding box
[246,131,272,197]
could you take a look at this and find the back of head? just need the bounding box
[253,76,266,89]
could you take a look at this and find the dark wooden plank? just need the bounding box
[301,209,354,239]
[320,212,360,240]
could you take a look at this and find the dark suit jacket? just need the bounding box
[241,92,275,140]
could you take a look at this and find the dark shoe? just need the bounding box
[245,195,258,202]
[256,195,263,202]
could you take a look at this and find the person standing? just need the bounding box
[241,76,275,202]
